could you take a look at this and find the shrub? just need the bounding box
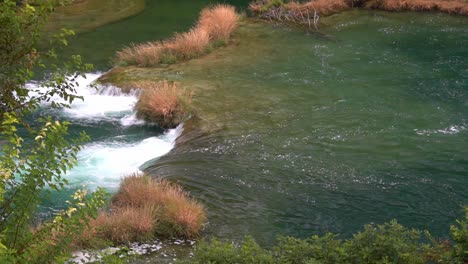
[451,207,468,261]
[77,174,205,246]
[187,208,468,263]
[133,80,192,129]
[183,237,274,264]
[343,220,427,263]
[198,4,239,42]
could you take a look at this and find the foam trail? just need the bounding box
[29,73,142,124]
[27,73,183,191]
[66,124,183,190]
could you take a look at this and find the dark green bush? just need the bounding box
[186,207,467,264]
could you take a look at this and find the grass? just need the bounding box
[199,4,239,42]
[165,28,210,60]
[365,0,468,15]
[115,4,239,67]
[75,174,206,247]
[249,0,350,28]
[250,0,468,27]
[133,80,192,128]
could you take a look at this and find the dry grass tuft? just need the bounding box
[76,174,205,246]
[90,207,155,244]
[250,0,467,27]
[249,0,350,27]
[199,4,239,41]
[287,0,350,16]
[112,175,206,238]
[165,28,210,60]
[366,0,468,15]
[133,80,192,128]
[115,4,239,67]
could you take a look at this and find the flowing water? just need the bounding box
[40,0,467,252]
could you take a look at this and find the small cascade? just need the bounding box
[28,73,182,191]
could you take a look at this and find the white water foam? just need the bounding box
[414,124,467,136]
[28,73,183,190]
[28,73,143,125]
[66,124,183,190]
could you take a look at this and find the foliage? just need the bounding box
[450,207,468,262]
[0,0,106,262]
[187,209,467,263]
[182,236,274,264]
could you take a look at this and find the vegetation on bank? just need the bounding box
[133,81,192,129]
[187,207,468,264]
[0,0,108,262]
[115,4,239,67]
[249,0,468,28]
[75,174,206,248]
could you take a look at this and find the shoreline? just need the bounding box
[249,0,468,29]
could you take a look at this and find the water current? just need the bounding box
[39,1,467,248]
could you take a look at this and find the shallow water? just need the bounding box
[45,1,467,249]
[57,0,250,70]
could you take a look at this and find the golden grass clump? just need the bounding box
[88,207,155,244]
[199,4,239,41]
[112,176,206,238]
[249,0,350,27]
[250,0,467,26]
[165,28,210,59]
[134,80,192,128]
[366,0,468,15]
[76,174,205,246]
[115,4,239,67]
[286,0,350,16]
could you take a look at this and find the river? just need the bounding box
[41,0,467,253]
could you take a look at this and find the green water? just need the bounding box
[140,11,467,243]
[54,1,467,247]
[59,0,250,70]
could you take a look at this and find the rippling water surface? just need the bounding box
[47,1,467,247]
[142,11,467,243]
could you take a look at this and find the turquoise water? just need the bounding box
[59,0,250,70]
[140,10,467,243]
[46,1,467,247]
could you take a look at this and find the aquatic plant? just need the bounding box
[198,4,239,42]
[133,80,192,129]
[115,4,239,67]
[76,174,206,247]
[364,0,468,15]
[250,0,468,28]
[250,0,350,29]
[116,42,163,67]
[165,28,211,60]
